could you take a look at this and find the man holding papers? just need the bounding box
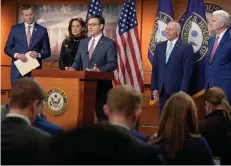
[4,5,51,84]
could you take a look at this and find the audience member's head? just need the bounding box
[48,123,164,165]
[203,87,231,120]
[150,92,200,159]
[8,78,45,123]
[104,85,142,129]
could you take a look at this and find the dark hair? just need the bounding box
[87,15,105,30]
[20,5,34,13]
[68,17,87,39]
[9,78,45,109]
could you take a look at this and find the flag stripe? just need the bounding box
[113,0,143,92]
[117,32,131,85]
[120,34,135,87]
[130,28,144,87]
[127,30,142,91]
[114,35,126,84]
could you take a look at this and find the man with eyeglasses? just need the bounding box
[70,15,118,121]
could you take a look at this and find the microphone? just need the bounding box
[81,51,89,71]
[50,58,60,70]
[50,52,71,70]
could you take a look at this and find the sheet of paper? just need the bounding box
[14,52,40,76]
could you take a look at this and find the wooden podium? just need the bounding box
[32,69,114,131]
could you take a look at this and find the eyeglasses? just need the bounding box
[88,23,100,27]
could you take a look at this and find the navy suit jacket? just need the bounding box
[151,39,194,95]
[34,116,63,136]
[72,35,117,72]
[4,22,51,84]
[205,30,231,103]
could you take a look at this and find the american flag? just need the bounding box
[86,0,102,21]
[113,0,144,92]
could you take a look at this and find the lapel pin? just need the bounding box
[35,29,37,31]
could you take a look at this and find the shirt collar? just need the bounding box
[6,113,31,125]
[167,37,179,45]
[24,22,35,30]
[91,33,103,42]
[217,29,228,43]
[110,122,131,131]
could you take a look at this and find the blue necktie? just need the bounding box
[166,42,173,63]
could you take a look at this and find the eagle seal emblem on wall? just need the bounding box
[44,88,68,116]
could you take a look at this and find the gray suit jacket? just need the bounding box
[72,35,117,72]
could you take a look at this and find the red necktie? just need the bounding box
[88,39,95,60]
[26,26,31,46]
[209,36,220,63]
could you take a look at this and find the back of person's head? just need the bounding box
[48,123,164,164]
[49,123,135,164]
[104,85,142,120]
[150,92,199,159]
[9,78,45,122]
[204,87,231,120]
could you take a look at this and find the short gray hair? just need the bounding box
[168,21,181,33]
[213,10,230,28]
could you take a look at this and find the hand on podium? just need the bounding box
[65,67,75,71]
[86,64,100,72]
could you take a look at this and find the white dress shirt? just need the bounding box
[217,29,228,44]
[24,22,35,36]
[88,33,103,52]
[6,113,31,125]
[165,37,178,63]
[166,37,179,54]
[110,122,130,130]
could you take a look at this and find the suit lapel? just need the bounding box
[210,30,229,63]
[162,41,168,65]
[20,23,28,49]
[166,38,180,65]
[29,23,39,49]
[85,37,91,63]
[89,35,104,62]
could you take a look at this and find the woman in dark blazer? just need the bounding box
[59,17,87,70]
[149,93,214,165]
[199,87,231,157]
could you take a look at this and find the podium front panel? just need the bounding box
[35,77,80,131]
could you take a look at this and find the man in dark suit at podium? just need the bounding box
[70,15,118,121]
[4,5,51,84]
[151,21,194,114]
